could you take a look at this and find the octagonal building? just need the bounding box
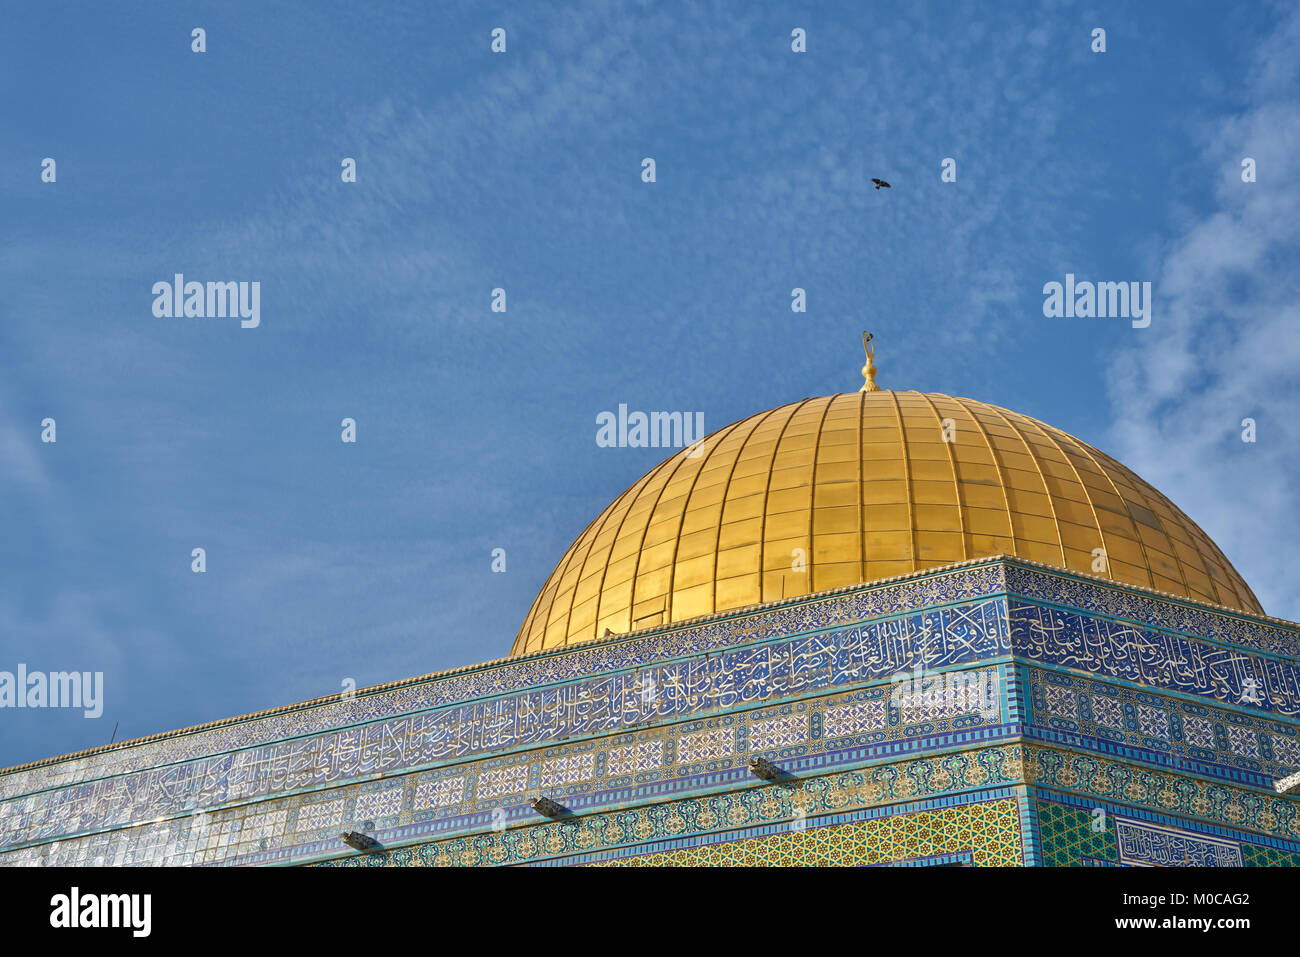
[2,368,1298,867]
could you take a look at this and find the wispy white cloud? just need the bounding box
[1107,5,1300,619]
[4,0,1292,768]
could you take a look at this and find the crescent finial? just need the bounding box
[859,332,880,392]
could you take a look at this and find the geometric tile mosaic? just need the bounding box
[413,777,465,811]
[475,766,530,801]
[303,740,1037,869]
[1027,744,1300,842]
[1241,842,1300,866]
[1037,801,1118,866]
[539,753,596,789]
[823,699,886,737]
[1136,706,1169,740]
[593,799,1023,867]
[1036,795,1300,867]
[606,741,664,776]
[747,714,807,752]
[1025,667,1300,781]
[313,764,1029,867]
[895,669,1001,724]
[6,557,1296,819]
[295,798,344,832]
[352,785,405,823]
[677,727,735,764]
[1227,727,1260,759]
[293,735,1300,869]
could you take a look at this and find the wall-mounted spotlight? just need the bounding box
[529,795,567,818]
[340,830,379,851]
[750,756,781,781]
[1275,770,1300,796]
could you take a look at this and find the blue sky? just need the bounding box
[2,0,1298,767]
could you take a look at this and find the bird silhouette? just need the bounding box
[872,178,891,190]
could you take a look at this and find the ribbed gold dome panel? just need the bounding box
[512,391,1261,656]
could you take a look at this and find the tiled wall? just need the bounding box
[5,557,1300,868]
[2,665,1009,866]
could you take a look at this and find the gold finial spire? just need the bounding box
[859,332,881,392]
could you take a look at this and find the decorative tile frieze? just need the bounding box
[1036,791,1300,866]
[676,727,735,764]
[310,750,1029,867]
[0,598,1009,852]
[539,753,596,789]
[1026,743,1300,841]
[353,784,404,822]
[8,557,1298,815]
[746,713,807,752]
[474,766,530,801]
[1025,666,1300,781]
[413,777,464,811]
[1003,563,1300,660]
[605,741,663,776]
[1136,706,1169,740]
[1011,601,1300,716]
[822,699,886,738]
[294,798,344,833]
[594,799,1023,867]
[0,671,1011,867]
[0,561,1009,802]
[1115,818,1243,867]
[6,556,1300,869]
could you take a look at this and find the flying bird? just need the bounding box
[872,178,891,190]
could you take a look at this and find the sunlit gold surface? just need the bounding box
[860,332,880,392]
[512,392,1261,656]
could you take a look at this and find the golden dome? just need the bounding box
[513,391,1261,656]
